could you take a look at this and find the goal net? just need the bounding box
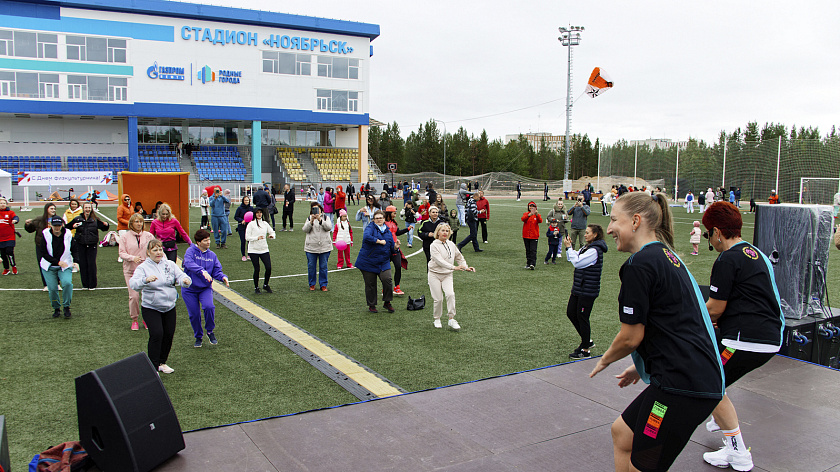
[799,178,840,205]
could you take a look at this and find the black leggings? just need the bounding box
[390,252,402,286]
[478,219,488,242]
[566,293,596,349]
[77,243,98,288]
[237,226,247,256]
[201,215,208,228]
[35,251,46,286]
[0,246,15,269]
[249,252,272,287]
[142,306,177,367]
[165,249,177,262]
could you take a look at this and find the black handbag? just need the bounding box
[406,295,425,311]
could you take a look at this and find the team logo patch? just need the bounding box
[742,246,759,260]
[662,248,680,267]
[721,347,736,365]
[643,401,668,439]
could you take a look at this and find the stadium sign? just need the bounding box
[17,172,113,186]
[147,62,186,81]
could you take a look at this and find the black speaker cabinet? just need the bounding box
[814,309,840,369]
[0,415,10,472]
[779,316,816,361]
[75,353,184,472]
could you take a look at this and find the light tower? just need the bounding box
[558,25,584,185]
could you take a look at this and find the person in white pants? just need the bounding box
[427,223,475,330]
[685,191,695,213]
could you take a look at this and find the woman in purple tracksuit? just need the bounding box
[181,229,229,348]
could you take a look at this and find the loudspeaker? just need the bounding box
[779,316,816,361]
[0,415,10,472]
[76,353,185,472]
[753,204,832,319]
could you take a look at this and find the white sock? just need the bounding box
[723,427,746,453]
[706,417,719,432]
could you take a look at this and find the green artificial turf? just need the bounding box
[2,196,839,468]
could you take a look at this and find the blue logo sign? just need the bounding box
[196,66,241,85]
[146,62,185,81]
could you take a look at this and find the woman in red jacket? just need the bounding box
[0,197,19,275]
[521,201,542,270]
[384,205,412,295]
[334,185,347,214]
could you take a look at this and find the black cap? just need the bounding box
[50,216,64,226]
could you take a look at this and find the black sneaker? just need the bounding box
[584,340,596,350]
[254,287,261,294]
[63,307,72,319]
[208,332,218,345]
[262,285,273,293]
[569,349,591,359]
[384,302,395,313]
[52,308,61,318]
[368,306,378,313]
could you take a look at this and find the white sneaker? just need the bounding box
[43,286,49,291]
[117,257,123,263]
[158,364,174,374]
[706,417,720,433]
[433,319,442,328]
[448,319,461,330]
[703,438,753,471]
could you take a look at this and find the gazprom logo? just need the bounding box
[147,62,185,81]
[197,65,215,84]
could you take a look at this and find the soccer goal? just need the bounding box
[799,177,840,205]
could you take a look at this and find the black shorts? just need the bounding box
[622,385,720,472]
[719,346,776,387]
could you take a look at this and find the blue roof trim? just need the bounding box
[0,98,370,126]
[0,15,175,41]
[0,0,60,19]
[20,0,380,40]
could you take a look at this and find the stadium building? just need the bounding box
[0,0,380,197]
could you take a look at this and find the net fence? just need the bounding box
[390,138,840,203]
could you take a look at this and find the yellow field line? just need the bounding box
[212,282,402,398]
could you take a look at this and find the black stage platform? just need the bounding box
[153,355,839,471]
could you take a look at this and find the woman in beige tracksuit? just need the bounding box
[427,223,475,330]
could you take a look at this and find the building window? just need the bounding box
[316,89,361,112]
[0,30,11,56]
[348,91,358,112]
[67,35,126,63]
[38,73,59,98]
[0,71,14,97]
[317,57,359,79]
[108,77,127,101]
[67,75,87,100]
[262,51,311,76]
[13,31,37,58]
[107,39,127,63]
[37,33,58,59]
[67,75,127,101]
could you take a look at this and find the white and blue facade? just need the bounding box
[0,0,379,182]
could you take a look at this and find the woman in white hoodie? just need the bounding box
[246,208,276,293]
[427,223,475,330]
[129,239,191,374]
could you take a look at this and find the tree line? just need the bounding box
[369,120,840,201]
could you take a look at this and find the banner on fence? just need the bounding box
[17,172,114,187]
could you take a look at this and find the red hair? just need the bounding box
[702,202,742,239]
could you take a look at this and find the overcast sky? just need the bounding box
[193,0,840,145]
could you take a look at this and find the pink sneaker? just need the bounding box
[131,321,139,331]
[242,256,247,261]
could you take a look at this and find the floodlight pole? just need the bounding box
[558,25,584,186]
[433,119,447,191]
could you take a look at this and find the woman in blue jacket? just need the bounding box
[130,239,192,374]
[355,210,395,313]
[182,229,229,348]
